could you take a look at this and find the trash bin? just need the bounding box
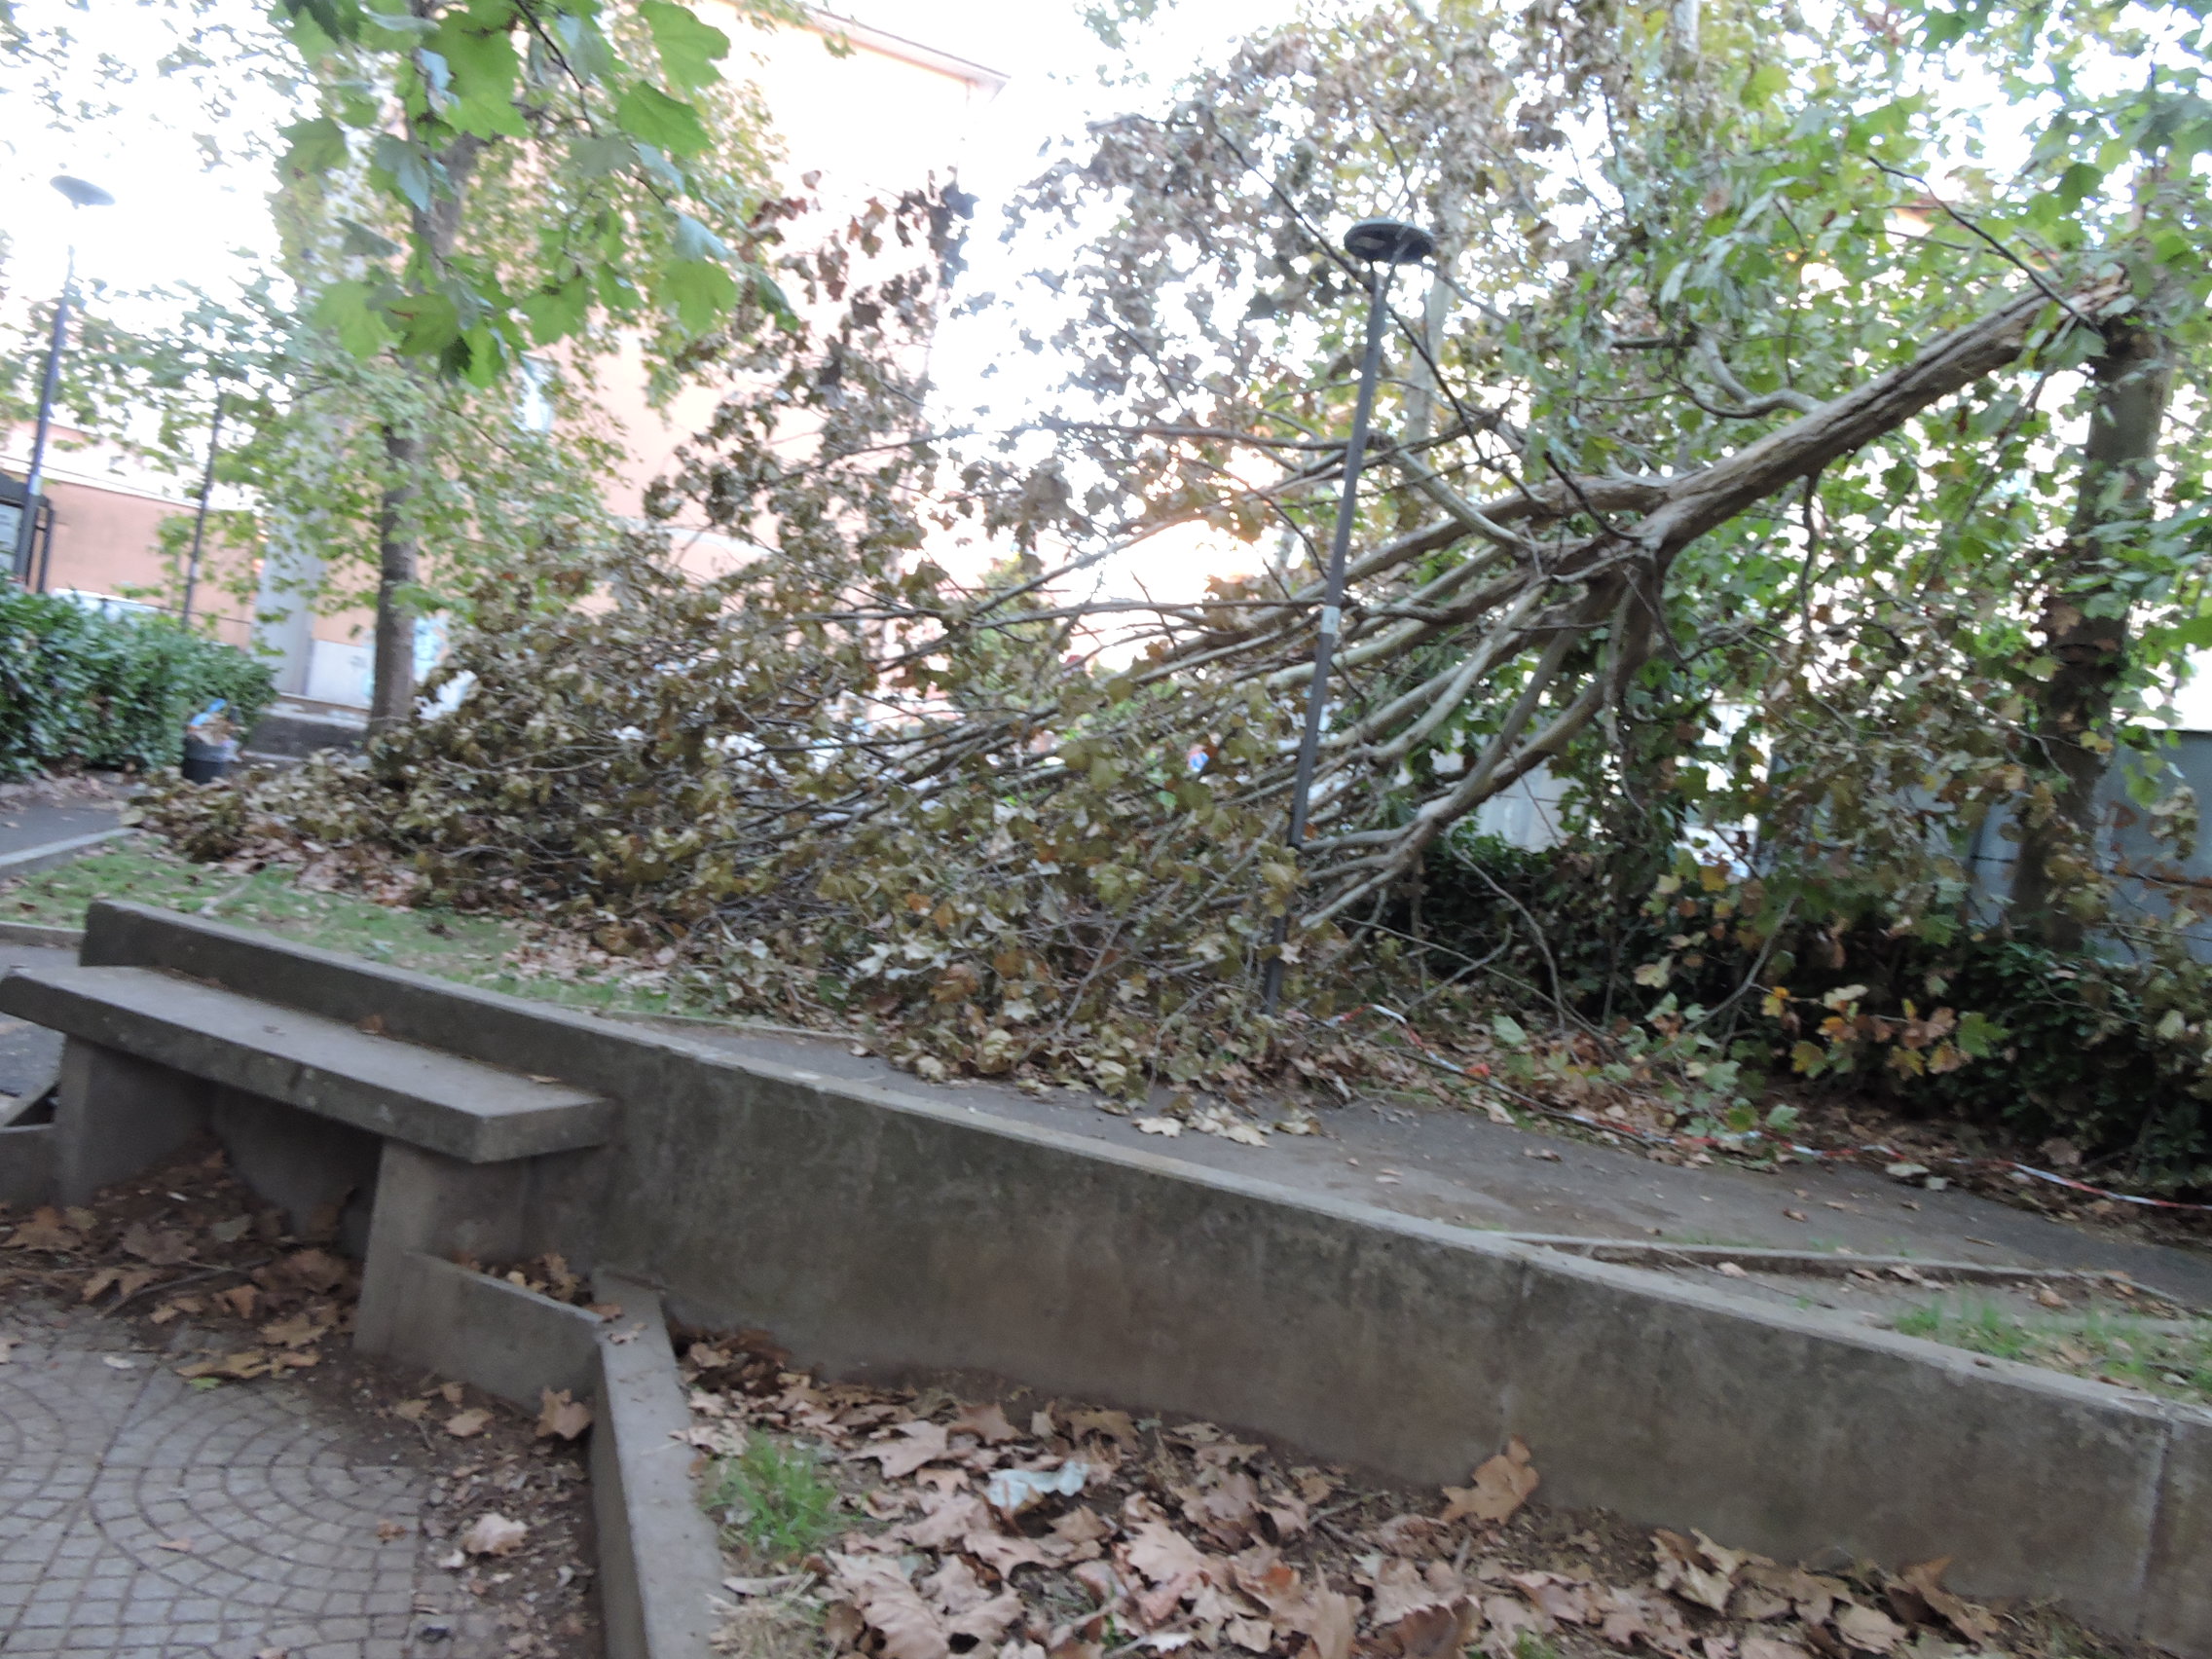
[181,734,238,784]
[181,698,240,783]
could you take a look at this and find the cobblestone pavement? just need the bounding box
[1,1306,424,1659]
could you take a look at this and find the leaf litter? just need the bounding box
[679,1332,2131,1659]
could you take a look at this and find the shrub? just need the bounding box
[0,588,276,779]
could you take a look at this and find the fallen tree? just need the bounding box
[148,1,2212,1189]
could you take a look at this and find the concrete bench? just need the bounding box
[0,960,613,1230]
[1,963,611,1161]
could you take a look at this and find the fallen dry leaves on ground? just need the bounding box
[680,1335,2067,1659]
[0,1150,359,1382]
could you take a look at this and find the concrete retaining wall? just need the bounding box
[63,903,2212,1655]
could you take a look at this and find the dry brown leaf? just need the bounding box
[444,1408,493,1439]
[1730,1583,1795,1622]
[120,1221,195,1266]
[1295,1587,1358,1659]
[1267,1497,1311,1540]
[1834,1604,1906,1653]
[391,1398,431,1422]
[831,1554,951,1659]
[440,1381,466,1405]
[1511,1571,1594,1625]
[7,1206,79,1251]
[460,1513,528,1557]
[1367,1599,1481,1659]
[1895,1559,1998,1643]
[1367,1514,1447,1556]
[1053,1506,1115,1545]
[80,1266,125,1303]
[963,1528,1056,1575]
[376,1519,411,1541]
[259,1311,325,1349]
[216,1284,259,1318]
[177,1350,270,1382]
[950,1401,1020,1444]
[1370,1559,1457,1626]
[276,1248,348,1293]
[898,1493,991,1550]
[1180,1470,1263,1545]
[1441,1437,1539,1526]
[1227,1616,1277,1651]
[862,1420,951,1479]
[536,1387,593,1440]
[1653,1530,1736,1613]
[1741,1639,1813,1659]
[1067,1409,1140,1447]
[1124,1521,1213,1587]
[1070,1559,1121,1607]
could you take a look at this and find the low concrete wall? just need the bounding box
[0,1122,54,1205]
[62,903,2212,1655]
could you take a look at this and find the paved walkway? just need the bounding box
[0,1307,422,1659]
[0,797,124,862]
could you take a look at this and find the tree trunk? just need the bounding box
[369,423,422,737]
[2009,315,2174,948]
[363,119,485,737]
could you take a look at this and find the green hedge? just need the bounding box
[0,587,276,779]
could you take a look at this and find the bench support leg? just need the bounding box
[355,1141,537,1359]
[54,1038,212,1206]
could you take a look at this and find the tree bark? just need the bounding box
[369,422,422,736]
[2009,315,2173,948]
[363,122,484,736]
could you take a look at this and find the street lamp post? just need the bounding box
[1262,217,1438,1015]
[12,174,115,587]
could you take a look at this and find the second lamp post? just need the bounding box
[1262,217,1438,1014]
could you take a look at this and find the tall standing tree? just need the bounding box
[265,0,793,729]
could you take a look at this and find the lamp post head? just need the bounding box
[1342,217,1436,266]
[51,175,114,209]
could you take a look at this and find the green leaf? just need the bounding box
[613,83,713,158]
[432,17,528,138]
[1743,61,1788,108]
[1954,1012,2009,1059]
[519,276,591,344]
[386,290,462,355]
[673,212,731,262]
[279,116,349,180]
[2054,160,2104,212]
[754,267,798,330]
[372,134,434,211]
[313,279,393,356]
[338,218,403,261]
[361,9,437,38]
[640,0,730,92]
[665,259,738,332]
[571,134,637,178]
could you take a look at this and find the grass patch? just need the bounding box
[1893,1295,2212,1406]
[704,1436,843,1566]
[0,836,708,1021]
